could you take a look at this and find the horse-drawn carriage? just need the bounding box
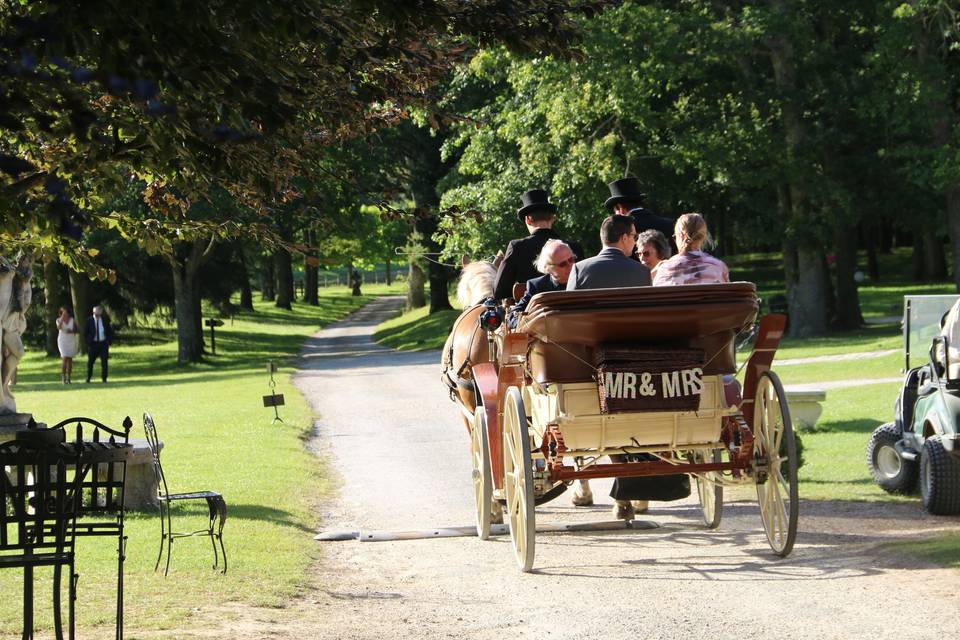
[443,279,798,572]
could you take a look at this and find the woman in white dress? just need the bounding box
[56,307,79,384]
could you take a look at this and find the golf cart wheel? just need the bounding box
[920,435,960,515]
[866,422,918,494]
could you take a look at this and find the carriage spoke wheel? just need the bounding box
[694,449,723,529]
[471,406,493,540]
[503,387,536,572]
[753,370,799,557]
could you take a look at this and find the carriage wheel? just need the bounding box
[503,387,536,572]
[471,406,494,540]
[694,449,723,529]
[753,370,799,557]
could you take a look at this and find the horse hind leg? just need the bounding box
[571,459,594,506]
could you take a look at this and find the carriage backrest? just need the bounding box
[518,283,759,383]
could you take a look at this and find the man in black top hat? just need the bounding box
[492,189,584,301]
[605,177,676,255]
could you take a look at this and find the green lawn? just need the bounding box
[374,304,460,351]
[1,283,401,636]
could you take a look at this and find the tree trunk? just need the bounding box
[304,230,319,305]
[912,232,925,281]
[949,184,960,290]
[862,220,880,280]
[261,257,275,301]
[914,21,960,288]
[237,244,254,311]
[170,238,215,364]
[405,123,453,313]
[172,261,204,363]
[407,260,426,310]
[784,246,829,337]
[833,226,863,330]
[385,258,393,285]
[922,226,947,280]
[767,0,828,337]
[414,216,453,313]
[43,258,70,357]
[68,270,89,355]
[274,248,293,309]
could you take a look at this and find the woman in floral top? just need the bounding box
[652,213,729,285]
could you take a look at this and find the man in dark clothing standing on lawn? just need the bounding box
[492,189,584,301]
[84,305,113,383]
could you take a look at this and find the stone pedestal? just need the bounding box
[123,437,164,511]
[784,388,827,431]
[0,413,36,441]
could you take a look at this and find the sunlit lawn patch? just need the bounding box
[0,284,401,636]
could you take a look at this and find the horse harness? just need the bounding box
[442,303,485,400]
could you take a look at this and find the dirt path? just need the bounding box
[172,298,960,640]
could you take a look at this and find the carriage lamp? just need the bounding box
[478,300,504,331]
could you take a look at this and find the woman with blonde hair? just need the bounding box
[653,213,729,285]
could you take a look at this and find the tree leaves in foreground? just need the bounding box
[0,0,604,261]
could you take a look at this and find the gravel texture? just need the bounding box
[164,297,960,640]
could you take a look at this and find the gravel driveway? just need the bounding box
[173,297,960,640]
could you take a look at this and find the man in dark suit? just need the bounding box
[605,177,676,255]
[84,305,113,383]
[567,215,651,290]
[508,240,575,327]
[492,189,584,301]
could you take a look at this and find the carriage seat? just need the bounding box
[517,283,759,383]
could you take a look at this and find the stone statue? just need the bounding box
[0,253,33,416]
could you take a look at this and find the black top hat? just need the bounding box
[605,177,646,209]
[516,189,558,220]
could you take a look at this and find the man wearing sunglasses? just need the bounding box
[566,215,651,290]
[508,240,576,327]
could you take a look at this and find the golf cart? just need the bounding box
[867,295,960,515]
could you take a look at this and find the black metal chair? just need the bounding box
[0,438,83,640]
[143,412,227,576]
[49,416,132,640]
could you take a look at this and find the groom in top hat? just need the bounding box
[606,177,676,255]
[492,189,584,301]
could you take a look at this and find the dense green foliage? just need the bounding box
[436,0,960,335]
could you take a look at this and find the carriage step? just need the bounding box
[314,519,659,542]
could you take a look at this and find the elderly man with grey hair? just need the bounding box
[84,304,114,383]
[508,239,577,328]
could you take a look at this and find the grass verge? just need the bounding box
[0,284,399,636]
[887,534,960,571]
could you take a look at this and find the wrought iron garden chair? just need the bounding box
[143,412,227,576]
[0,437,83,640]
[50,416,132,640]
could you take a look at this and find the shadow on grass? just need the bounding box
[127,503,316,534]
[226,503,318,534]
[809,419,884,434]
[374,308,460,352]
